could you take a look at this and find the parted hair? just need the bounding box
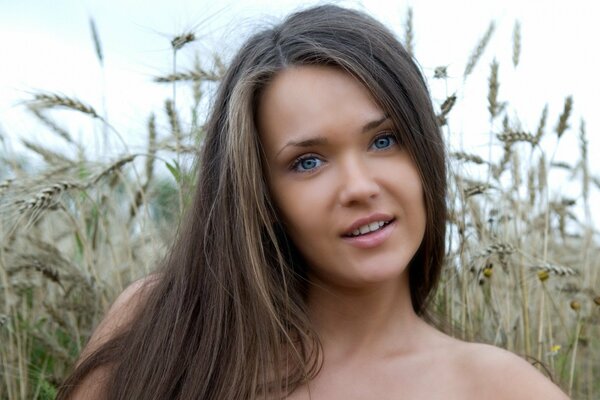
[57,4,447,399]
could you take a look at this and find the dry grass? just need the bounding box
[0,10,598,400]
[438,91,599,400]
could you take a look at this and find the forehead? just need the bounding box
[256,65,385,152]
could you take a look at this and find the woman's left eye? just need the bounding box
[371,133,398,150]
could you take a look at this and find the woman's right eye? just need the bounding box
[290,155,323,173]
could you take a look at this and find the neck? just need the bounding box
[306,272,428,363]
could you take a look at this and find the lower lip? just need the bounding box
[342,220,396,249]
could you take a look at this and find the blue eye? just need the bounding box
[372,133,397,150]
[291,156,323,172]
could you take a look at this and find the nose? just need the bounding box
[337,156,380,207]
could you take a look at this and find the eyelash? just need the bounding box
[289,132,399,173]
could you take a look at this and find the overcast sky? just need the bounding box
[1,0,598,223]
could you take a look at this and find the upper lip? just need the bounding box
[341,213,394,236]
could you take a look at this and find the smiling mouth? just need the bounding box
[343,218,395,237]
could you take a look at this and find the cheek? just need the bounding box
[413,184,427,239]
[271,172,329,219]
[389,166,426,230]
[270,181,332,257]
[276,188,325,238]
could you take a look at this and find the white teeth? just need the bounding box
[349,220,388,237]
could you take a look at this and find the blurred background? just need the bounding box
[1,0,598,220]
[0,1,598,150]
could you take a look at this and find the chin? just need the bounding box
[359,266,409,285]
[334,261,410,289]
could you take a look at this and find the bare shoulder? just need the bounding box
[67,276,159,399]
[457,342,570,400]
[78,275,159,362]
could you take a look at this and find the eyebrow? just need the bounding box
[276,114,390,157]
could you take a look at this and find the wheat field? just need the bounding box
[0,9,598,400]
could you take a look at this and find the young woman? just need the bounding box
[58,5,569,399]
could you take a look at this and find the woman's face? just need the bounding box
[258,65,426,289]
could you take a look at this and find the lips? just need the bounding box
[341,213,395,237]
[341,218,396,249]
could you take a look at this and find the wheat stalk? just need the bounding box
[468,242,517,272]
[568,316,583,397]
[557,198,576,207]
[154,69,220,83]
[437,94,456,126]
[28,93,132,153]
[160,143,198,154]
[533,263,578,277]
[450,151,486,165]
[89,17,104,66]
[555,96,573,139]
[129,116,158,219]
[578,120,589,213]
[464,21,495,79]
[527,168,536,206]
[512,20,521,68]
[28,108,76,145]
[550,161,572,171]
[537,154,547,195]
[464,184,493,198]
[497,130,536,145]
[474,242,516,259]
[511,151,521,189]
[28,93,99,118]
[31,258,62,286]
[171,32,195,51]
[433,66,448,79]
[89,154,137,185]
[492,142,512,179]
[165,99,182,142]
[403,7,414,57]
[15,181,80,214]
[534,104,548,145]
[21,139,72,165]
[488,59,500,120]
[146,114,157,183]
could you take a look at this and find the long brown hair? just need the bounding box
[57,5,447,399]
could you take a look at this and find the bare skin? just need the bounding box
[257,65,569,400]
[287,279,567,399]
[72,65,569,399]
[75,275,569,399]
[68,278,153,399]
